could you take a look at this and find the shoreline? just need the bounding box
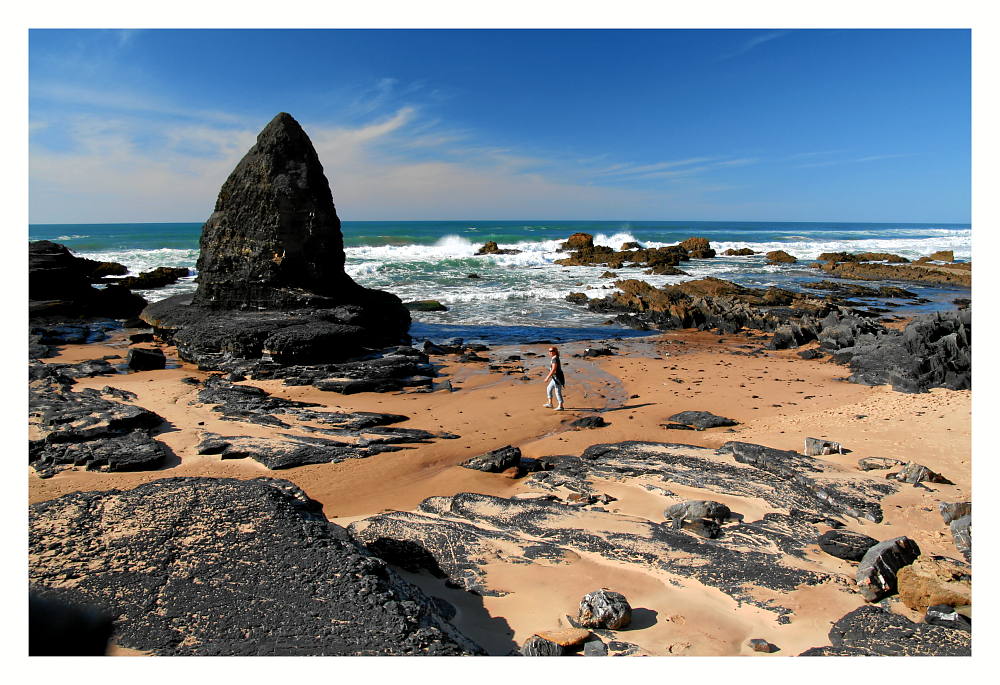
[28,323,970,656]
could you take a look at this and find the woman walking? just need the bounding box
[543,346,565,410]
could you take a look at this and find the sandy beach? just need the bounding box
[29,324,971,656]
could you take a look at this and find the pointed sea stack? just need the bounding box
[193,112,356,310]
[141,113,411,370]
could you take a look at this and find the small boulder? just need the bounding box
[665,499,731,523]
[887,461,953,485]
[577,589,632,630]
[561,233,595,251]
[460,445,521,473]
[583,637,608,656]
[896,555,971,614]
[126,347,166,371]
[765,250,797,264]
[569,416,609,429]
[666,411,738,429]
[404,300,449,312]
[817,529,879,561]
[797,348,823,359]
[939,502,971,525]
[857,457,905,471]
[678,237,715,258]
[856,536,921,602]
[748,638,777,653]
[475,241,521,255]
[928,250,955,262]
[724,248,756,256]
[803,437,843,456]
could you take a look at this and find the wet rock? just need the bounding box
[582,346,614,357]
[939,501,971,524]
[126,347,166,371]
[799,605,969,656]
[896,555,971,613]
[569,416,609,429]
[817,259,970,287]
[887,461,953,485]
[29,477,482,655]
[678,237,716,259]
[924,605,971,632]
[577,589,632,629]
[666,411,738,429]
[724,248,756,256]
[560,233,595,250]
[765,250,797,264]
[856,536,921,602]
[29,240,146,321]
[404,300,448,312]
[928,250,955,262]
[475,241,521,255]
[117,266,190,290]
[565,292,589,305]
[949,515,971,562]
[461,445,521,473]
[817,529,879,561]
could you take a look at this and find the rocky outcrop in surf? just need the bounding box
[28,240,146,321]
[140,113,412,386]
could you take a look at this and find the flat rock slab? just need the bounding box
[666,411,738,429]
[196,432,404,470]
[817,529,879,561]
[29,382,167,477]
[799,605,970,656]
[29,477,482,656]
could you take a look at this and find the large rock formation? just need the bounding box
[140,113,411,375]
[29,477,483,655]
[28,240,146,321]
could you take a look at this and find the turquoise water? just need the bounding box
[29,220,971,342]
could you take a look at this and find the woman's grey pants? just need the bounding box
[546,379,564,406]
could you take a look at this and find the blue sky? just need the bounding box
[29,28,970,223]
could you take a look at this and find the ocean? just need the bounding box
[29,220,972,344]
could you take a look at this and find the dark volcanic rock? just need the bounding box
[520,635,566,656]
[577,589,632,629]
[139,113,411,381]
[748,638,776,653]
[719,441,892,522]
[29,477,482,655]
[836,310,971,393]
[352,440,898,619]
[29,379,168,477]
[461,445,521,472]
[29,241,147,321]
[665,499,732,524]
[569,416,609,429]
[126,347,166,371]
[667,411,738,429]
[856,536,921,602]
[196,431,403,469]
[817,529,879,561]
[404,300,449,312]
[117,266,190,290]
[799,605,970,656]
